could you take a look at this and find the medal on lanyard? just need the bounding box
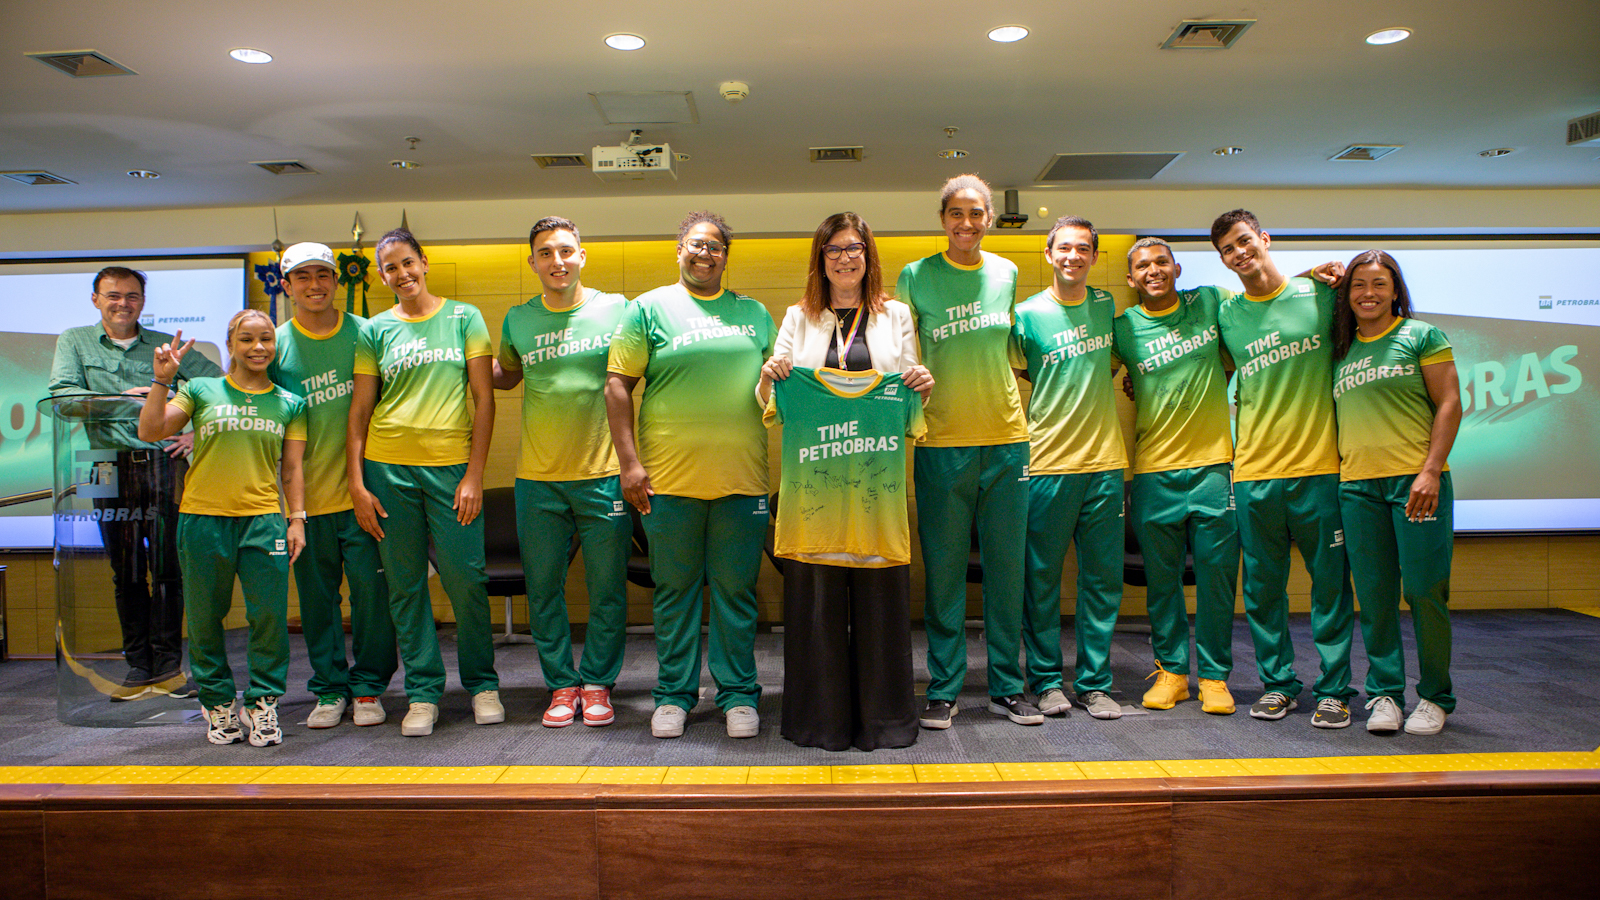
[833,307,864,371]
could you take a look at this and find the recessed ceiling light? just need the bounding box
[1478,147,1517,158]
[126,169,159,179]
[390,159,421,169]
[1365,28,1411,45]
[604,34,645,51]
[1213,146,1245,156]
[229,48,272,64]
[988,25,1029,43]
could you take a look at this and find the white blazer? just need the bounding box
[757,299,920,404]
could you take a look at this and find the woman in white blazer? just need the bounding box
[758,211,932,751]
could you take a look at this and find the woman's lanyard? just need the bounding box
[832,306,865,371]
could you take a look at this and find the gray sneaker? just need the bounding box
[919,699,957,729]
[1365,696,1402,733]
[987,694,1044,725]
[1311,697,1352,729]
[725,705,760,738]
[651,704,688,739]
[1036,688,1071,716]
[1404,698,1448,735]
[1080,691,1123,720]
[1249,691,1298,720]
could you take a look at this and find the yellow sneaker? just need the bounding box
[1141,666,1190,710]
[1198,678,1236,715]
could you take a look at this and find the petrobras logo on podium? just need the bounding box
[76,449,120,499]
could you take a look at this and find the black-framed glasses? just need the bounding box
[822,243,866,261]
[685,238,727,257]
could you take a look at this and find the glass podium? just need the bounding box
[44,393,198,726]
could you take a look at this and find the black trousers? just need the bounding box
[780,561,917,752]
[94,450,185,679]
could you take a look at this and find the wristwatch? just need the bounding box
[287,511,308,523]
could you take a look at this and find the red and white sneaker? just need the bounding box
[542,686,582,728]
[580,684,614,727]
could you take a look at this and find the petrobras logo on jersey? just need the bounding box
[884,384,898,396]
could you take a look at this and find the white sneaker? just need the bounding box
[401,701,439,736]
[352,696,386,726]
[725,705,759,738]
[472,690,505,725]
[1037,688,1072,716]
[1365,696,1402,733]
[1404,698,1448,735]
[241,696,283,747]
[651,704,687,739]
[306,696,346,729]
[204,701,242,745]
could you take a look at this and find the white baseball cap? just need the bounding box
[281,242,336,275]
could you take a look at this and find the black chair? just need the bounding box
[427,485,575,645]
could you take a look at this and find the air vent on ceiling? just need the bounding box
[251,160,318,175]
[25,50,136,77]
[1568,111,1600,146]
[810,146,864,163]
[1036,152,1182,182]
[1160,19,1256,50]
[589,91,698,125]
[1331,144,1403,162]
[531,153,588,168]
[0,170,76,186]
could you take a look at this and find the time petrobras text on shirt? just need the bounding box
[197,405,288,441]
[930,300,1009,342]
[1135,325,1220,374]
[798,418,901,462]
[1040,322,1115,366]
[668,314,758,351]
[296,369,354,407]
[381,337,465,379]
[1334,354,1417,398]
[1238,330,1322,379]
[521,326,612,366]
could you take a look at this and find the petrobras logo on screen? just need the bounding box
[1539,296,1554,310]
[1535,294,1600,313]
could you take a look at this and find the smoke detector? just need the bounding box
[719,81,750,103]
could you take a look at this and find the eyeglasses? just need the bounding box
[822,243,867,261]
[96,291,144,304]
[684,238,727,257]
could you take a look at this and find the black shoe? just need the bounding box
[987,694,1045,725]
[919,699,957,730]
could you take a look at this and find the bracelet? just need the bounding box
[150,379,172,390]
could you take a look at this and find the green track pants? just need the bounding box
[642,494,767,711]
[178,513,290,708]
[1130,464,1239,681]
[1340,473,1455,712]
[1234,474,1355,701]
[293,509,398,700]
[914,442,1029,701]
[1025,470,1125,695]
[515,476,631,690]
[364,461,498,705]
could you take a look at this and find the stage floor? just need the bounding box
[3,608,1598,784]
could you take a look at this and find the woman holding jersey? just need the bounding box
[758,211,932,751]
[138,309,306,747]
[1332,250,1462,736]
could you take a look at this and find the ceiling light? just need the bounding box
[390,159,421,169]
[1478,147,1517,158]
[604,34,645,51]
[1365,28,1411,45]
[988,26,1029,43]
[1213,146,1244,156]
[126,169,159,179]
[229,48,272,64]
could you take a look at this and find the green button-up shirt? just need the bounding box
[48,324,223,450]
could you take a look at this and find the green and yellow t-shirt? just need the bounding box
[498,290,627,482]
[353,299,492,467]
[1217,277,1340,482]
[1334,318,1454,482]
[765,368,926,567]
[1111,286,1235,475]
[896,251,1027,448]
[270,311,364,516]
[171,376,307,517]
[607,284,776,499]
[1010,286,1128,476]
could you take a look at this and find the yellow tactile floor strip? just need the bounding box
[1563,606,1600,619]
[1,752,1596,787]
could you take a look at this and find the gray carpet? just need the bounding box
[2,609,1598,765]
